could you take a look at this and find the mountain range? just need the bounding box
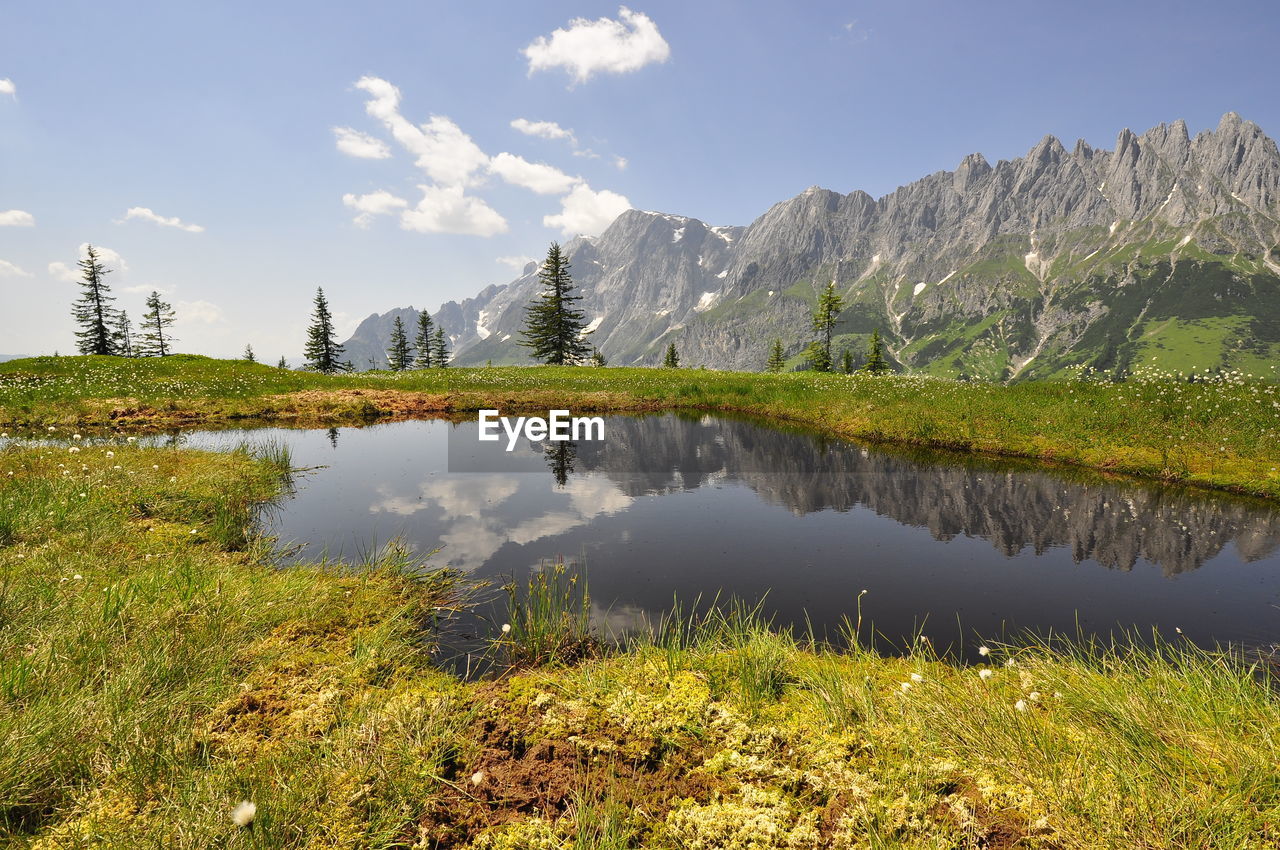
[341,112,1280,380]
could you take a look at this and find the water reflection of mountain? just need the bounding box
[569,415,1280,577]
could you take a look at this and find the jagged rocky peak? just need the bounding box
[953,153,992,192]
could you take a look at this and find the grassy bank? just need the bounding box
[3,354,1280,499]
[2,437,1279,847]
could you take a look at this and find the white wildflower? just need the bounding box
[231,800,256,827]
[1015,699,1028,712]
[900,681,912,692]
[978,669,994,680]
[978,645,990,656]
[501,623,512,634]
[1029,691,1041,701]
[910,672,923,682]
[471,770,485,785]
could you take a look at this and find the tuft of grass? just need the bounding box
[498,557,595,668]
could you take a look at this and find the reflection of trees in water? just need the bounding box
[572,415,1280,577]
[543,441,577,487]
[327,427,340,449]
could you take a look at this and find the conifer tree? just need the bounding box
[243,344,256,362]
[137,290,177,357]
[841,348,854,374]
[862,329,890,374]
[520,242,592,365]
[590,347,607,367]
[304,287,350,373]
[277,356,288,369]
[431,327,449,368]
[413,311,434,368]
[114,311,134,357]
[806,281,844,372]
[765,339,785,372]
[387,315,411,371]
[663,342,679,368]
[72,245,120,355]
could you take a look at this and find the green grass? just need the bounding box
[3,435,1280,847]
[2,355,1279,499]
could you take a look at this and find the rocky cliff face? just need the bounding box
[344,113,1280,378]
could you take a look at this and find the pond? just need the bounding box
[173,413,1280,657]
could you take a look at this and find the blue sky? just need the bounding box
[2,0,1279,359]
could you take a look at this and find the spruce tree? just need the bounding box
[841,348,854,374]
[431,327,449,368]
[304,287,350,373]
[806,281,844,372]
[387,315,411,371]
[663,342,679,368]
[413,311,434,368]
[520,242,592,365]
[765,339,785,372]
[862,329,889,374]
[137,290,177,357]
[591,347,607,367]
[114,311,134,357]
[277,356,289,369]
[72,245,120,355]
[243,344,256,362]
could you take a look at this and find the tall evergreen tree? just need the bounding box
[590,347,607,367]
[806,281,844,372]
[304,287,350,373]
[431,327,449,368]
[413,311,434,368]
[841,348,854,374]
[137,290,177,357]
[663,342,680,368]
[765,338,785,372]
[72,245,120,355]
[277,356,289,369]
[386,315,411,371]
[520,242,593,365]
[114,311,134,357]
[243,344,256,362]
[862,329,890,374]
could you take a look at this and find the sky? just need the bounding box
[2,0,1279,360]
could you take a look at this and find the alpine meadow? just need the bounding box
[4,3,1280,848]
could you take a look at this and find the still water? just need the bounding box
[175,413,1280,654]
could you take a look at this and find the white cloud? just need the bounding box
[48,262,77,282]
[342,190,409,228]
[488,152,580,195]
[0,209,34,226]
[510,118,576,145]
[51,244,127,282]
[175,300,224,324]
[543,182,631,236]
[400,184,508,237]
[0,79,13,97]
[354,77,489,187]
[523,6,671,84]
[496,255,536,271]
[613,155,628,170]
[121,207,205,233]
[0,259,31,278]
[333,126,392,159]
[82,244,127,272]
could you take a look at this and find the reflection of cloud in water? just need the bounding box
[589,599,652,640]
[370,476,521,517]
[371,472,634,571]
